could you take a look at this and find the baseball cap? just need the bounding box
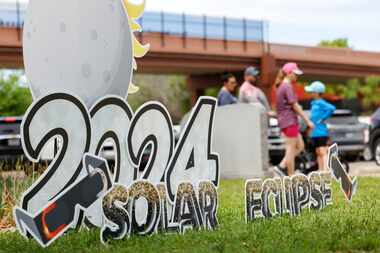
[245,66,260,77]
[305,81,326,94]
[282,62,303,75]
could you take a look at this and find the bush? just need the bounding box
[0,70,32,116]
[128,74,190,123]
[324,76,380,112]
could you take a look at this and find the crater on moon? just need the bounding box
[103,71,111,83]
[59,22,66,33]
[91,30,98,41]
[81,63,92,78]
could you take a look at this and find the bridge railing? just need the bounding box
[0,1,268,44]
[138,12,267,43]
[0,1,23,28]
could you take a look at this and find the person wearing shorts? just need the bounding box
[273,63,314,176]
[305,81,336,171]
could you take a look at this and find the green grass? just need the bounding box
[1,177,380,253]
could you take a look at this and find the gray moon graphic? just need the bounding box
[23,0,134,108]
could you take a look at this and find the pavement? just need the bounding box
[269,161,380,178]
[350,161,380,177]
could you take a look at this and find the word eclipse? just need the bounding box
[246,172,332,221]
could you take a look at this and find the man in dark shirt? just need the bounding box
[217,73,238,106]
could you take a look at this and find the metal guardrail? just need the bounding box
[0,1,22,28]
[139,12,267,43]
[0,1,267,43]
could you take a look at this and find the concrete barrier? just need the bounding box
[180,103,269,180]
[212,103,269,179]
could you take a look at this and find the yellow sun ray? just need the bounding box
[132,36,150,58]
[124,0,146,19]
[123,0,150,94]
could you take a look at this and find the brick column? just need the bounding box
[260,54,277,105]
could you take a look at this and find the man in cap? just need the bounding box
[238,66,271,111]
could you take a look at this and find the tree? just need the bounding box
[325,76,380,112]
[318,38,351,49]
[360,76,380,108]
[128,74,190,123]
[0,71,33,116]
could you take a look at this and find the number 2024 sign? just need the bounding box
[13,0,219,247]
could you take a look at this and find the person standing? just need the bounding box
[273,63,314,176]
[239,66,271,111]
[217,73,238,107]
[305,81,336,171]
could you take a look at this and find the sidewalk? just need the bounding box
[350,161,380,177]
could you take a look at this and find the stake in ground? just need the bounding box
[1,177,379,253]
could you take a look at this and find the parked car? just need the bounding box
[268,117,285,164]
[325,110,368,160]
[358,116,373,161]
[0,113,180,166]
[369,108,380,165]
[0,116,66,163]
[100,125,182,170]
[0,116,24,160]
[268,110,368,164]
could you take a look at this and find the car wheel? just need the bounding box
[375,139,380,166]
[363,146,373,161]
[295,157,307,172]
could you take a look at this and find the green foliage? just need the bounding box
[324,76,380,111]
[167,75,191,118]
[343,78,361,99]
[128,74,190,124]
[360,76,380,108]
[318,38,351,48]
[0,71,32,116]
[204,87,219,98]
[1,178,380,252]
[0,180,3,218]
[325,83,344,95]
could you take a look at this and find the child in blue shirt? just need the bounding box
[305,81,336,171]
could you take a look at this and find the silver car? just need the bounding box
[268,110,368,163]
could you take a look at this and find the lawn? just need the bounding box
[0,177,379,253]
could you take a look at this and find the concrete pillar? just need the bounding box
[212,103,269,179]
[260,54,277,105]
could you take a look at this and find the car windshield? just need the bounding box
[326,114,358,125]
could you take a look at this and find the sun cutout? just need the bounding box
[123,0,150,94]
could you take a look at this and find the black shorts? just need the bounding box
[312,137,329,148]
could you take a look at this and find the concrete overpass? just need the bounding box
[1,26,380,104]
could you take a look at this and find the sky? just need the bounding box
[145,0,379,52]
[2,0,379,52]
